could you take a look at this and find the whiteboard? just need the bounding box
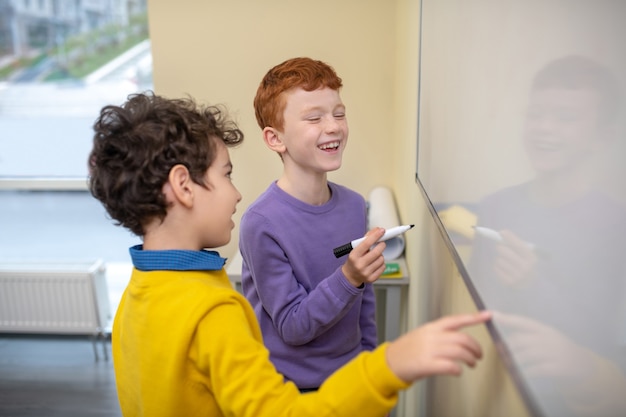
[416,1,626,416]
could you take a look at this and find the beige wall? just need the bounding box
[147,0,400,260]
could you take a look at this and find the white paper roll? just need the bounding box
[368,186,405,260]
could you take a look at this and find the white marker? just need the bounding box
[333,224,415,258]
[472,226,549,259]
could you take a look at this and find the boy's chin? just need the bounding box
[324,162,343,172]
[205,236,232,250]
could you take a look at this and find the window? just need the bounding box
[0,0,150,286]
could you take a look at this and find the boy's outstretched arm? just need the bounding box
[386,311,492,382]
[341,227,387,287]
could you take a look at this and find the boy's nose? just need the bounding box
[324,116,342,132]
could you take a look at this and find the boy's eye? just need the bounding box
[334,113,346,119]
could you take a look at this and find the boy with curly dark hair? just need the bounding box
[89,91,490,417]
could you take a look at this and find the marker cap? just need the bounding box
[333,243,353,258]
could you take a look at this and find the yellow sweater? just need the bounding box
[112,267,408,417]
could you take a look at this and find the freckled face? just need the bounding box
[278,87,348,175]
[197,142,241,248]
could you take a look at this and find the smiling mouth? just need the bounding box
[318,141,340,151]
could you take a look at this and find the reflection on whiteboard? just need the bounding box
[416,1,626,416]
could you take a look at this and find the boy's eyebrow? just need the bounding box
[300,103,346,114]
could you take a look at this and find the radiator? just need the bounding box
[0,260,111,335]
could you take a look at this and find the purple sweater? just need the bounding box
[239,181,377,389]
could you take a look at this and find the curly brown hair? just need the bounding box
[88,91,244,237]
[253,57,343,131]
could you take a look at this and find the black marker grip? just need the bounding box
[333,243,353,258]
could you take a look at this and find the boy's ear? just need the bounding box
[164,164,194,208]
[262,127,286,154]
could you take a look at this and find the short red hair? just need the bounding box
[253,57,343,131]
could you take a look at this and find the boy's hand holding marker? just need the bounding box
[341,227,387,288]
[340,225,415,287]
[333,224,415,257]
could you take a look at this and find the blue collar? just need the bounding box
[129,245,226,271]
